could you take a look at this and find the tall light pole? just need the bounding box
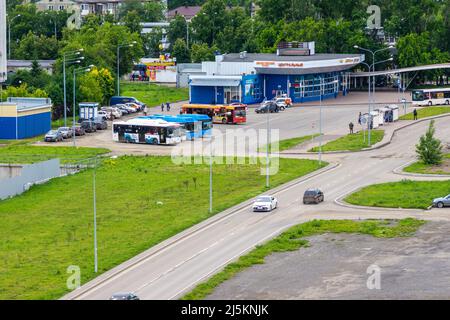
[73,66,93,147]
[63,49,84,127]
[318,76,323,165]
[209,134,213,213]
[359,61,372,145]
[117,41,136,95]
[7,14,21,59]
[93,156,98,273]
[266,101,270,187]
[354,45,394,105]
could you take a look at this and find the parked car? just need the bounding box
[44,130,63,142]
[92,117,108,130]
[73,125,86,136]
[274,97,292,110]
[252,195,278,212]
[125,102,141,112]
[115,104,136,113]
[110,96,146,109]
[432,194,450,208]
[109,292,140,300]
[116,105,130,115]
[57,127,73,139]
[80,120,97,133]
[98,110,111,120]
[303,188,324,204]
[255,101,279,114]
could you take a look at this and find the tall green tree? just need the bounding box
[172,38,191,63]
[416,120,443,165]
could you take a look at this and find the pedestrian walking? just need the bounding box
[358,112,362,125]
[143,106,148,116]
[161,103,164,112]
[349,122,354,134]
[166,102,170,112]
[413,108,418,120]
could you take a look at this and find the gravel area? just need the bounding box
[206,221,450,300]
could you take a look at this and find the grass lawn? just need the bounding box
[344,180,450,209]
[399,107,450,120]
[0,136,45,147]
[403,154,450,175]
[259,134,321,152]
[0,155,326,299]
[120,82,189,107]
[309,130,384,152]
[183,218,425,300]
[0,145,110,164]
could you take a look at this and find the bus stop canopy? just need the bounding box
[350,63,450,77]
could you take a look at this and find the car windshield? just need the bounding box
[256,196,271,202]
[48,130,57,134]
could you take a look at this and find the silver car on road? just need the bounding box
[433,194,450,208]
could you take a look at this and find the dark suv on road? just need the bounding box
[92,117,108,130]
[303,188,324,204]
[255,101,279,114]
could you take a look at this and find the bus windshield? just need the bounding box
[412,90,424,101]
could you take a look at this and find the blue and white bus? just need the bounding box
[112,118,183,145]
[177,114,213,137]
[412,88,450,106]
[140,115,202,140]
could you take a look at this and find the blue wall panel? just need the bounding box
[190,86,217,104]
[17,112,51,139]
[0,117,17,139]
[241,74,264,104]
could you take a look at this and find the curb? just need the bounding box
[334,185,429,213]
[281,113,450,156]
[62,161,339,300]
[392,159,450,178]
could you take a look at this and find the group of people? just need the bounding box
[142,102,172,116]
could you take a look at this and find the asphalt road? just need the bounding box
[63,113,450,300]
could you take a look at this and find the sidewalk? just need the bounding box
[280,113,450,155]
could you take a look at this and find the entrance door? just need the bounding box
[225,91,231,104]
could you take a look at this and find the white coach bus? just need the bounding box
[412,88,450,106]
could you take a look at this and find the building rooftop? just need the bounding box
[7,60,55,68]
[168,6,202,19]
[221,53,362,63]
[1,97,52,111]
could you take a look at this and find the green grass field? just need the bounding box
[0,145,110,164]
[345,180,450,209]
[399,107,450,120]
[259,134,321,152]
[0,136,44,147]
[120,82,189,107]
[0,155,326,299]
[309,130,384,152]
[183,218,425,300]
[403,154,450,175]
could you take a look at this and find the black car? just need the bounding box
[109,292,140,300]
[255,101,279,114]
[80,121,97,133]
[92,118,108,130]
[303,188,324,204]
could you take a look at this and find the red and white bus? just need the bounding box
[181,103,247,124]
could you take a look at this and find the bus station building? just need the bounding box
[0,97,52,139]
[188,42,364,105]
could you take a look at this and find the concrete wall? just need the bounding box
[0,159,60,200]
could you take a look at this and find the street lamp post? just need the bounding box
[318,76,323,165]
[117,42,136,95]
[73,66,93,147]
[7,14,21,59]
[93,156,98,273]
[63,49,84,127]
[266,101,270,188]
[354,45,394,145]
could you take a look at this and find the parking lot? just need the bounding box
[35,91,414,156]
[206,221,450,300]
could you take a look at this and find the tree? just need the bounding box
[172,38,190,63]
[123,10,143,34]
[14,31,60,60]
[416,120,443,165]
[168,15,188,45]
[190,43,218,63]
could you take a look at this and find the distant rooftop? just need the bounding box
[221,53,362,63]
[7,60,56,68]
[168,6,202,20]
